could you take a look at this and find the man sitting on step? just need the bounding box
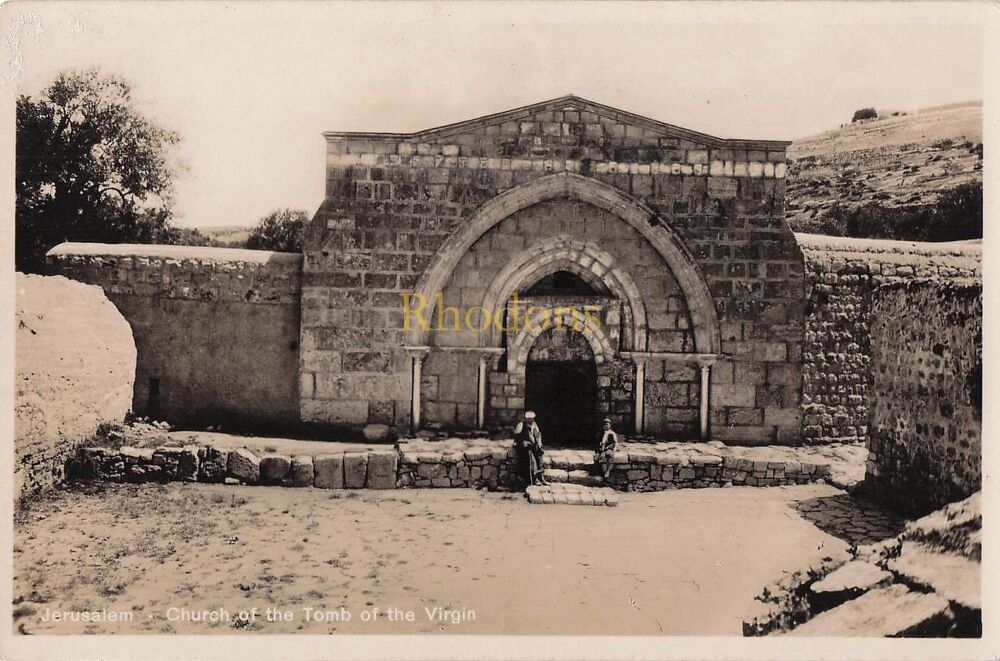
[514,410,549,488]
[594,417,619,479]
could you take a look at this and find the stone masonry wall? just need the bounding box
[433,199,698,434]
[47,243,303,432]
[68,438,835,493]
[798,234,981,446]
[305,96,805,443]
[866,281,982,515]
[16,274,136,499]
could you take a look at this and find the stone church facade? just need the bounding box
[302,96,804,445]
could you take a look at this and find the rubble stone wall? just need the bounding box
[798,234,981,446]
[69,438,834,493]
[15,274,136,499]
[867,281,982,514]
[46,243,303,431]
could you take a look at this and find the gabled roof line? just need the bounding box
[322,94,790,149]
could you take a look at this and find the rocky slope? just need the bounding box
[786,101,982,230]
[744,492,981,637]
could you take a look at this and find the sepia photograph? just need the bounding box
[1,1,994,659]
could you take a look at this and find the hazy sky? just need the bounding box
[4,2,985,228]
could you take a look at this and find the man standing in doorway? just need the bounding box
[514,410,549,487]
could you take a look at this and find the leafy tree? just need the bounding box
[804,181,983,242]
[927,182,982,242]
[16,68,184,273]
[851,107,878,123]
[246,209,308,252]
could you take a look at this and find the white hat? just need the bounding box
[524,410,536,420]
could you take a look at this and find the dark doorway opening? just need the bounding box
[525,360,597,448]
[523,270,608,297]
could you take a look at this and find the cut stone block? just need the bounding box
[526,484,619,507]
[788,584,952,637]
[343,451,369,488]
[121,446,154,463]
[197,447,228,483]
[313,453,344,489]
[151,446,186,480]
[178,445,200,481]
[259,454,291,485]
[463,447,492,461]
[810,560,893,611]
[289,455,314,487]
[362,423,392,442]
[227,448,260,484]
[417,462,444,479]
[546,450,594,471]
[126,462,162,483]
[628,450,657,463]
[366,450,398,489]
[811,561,892,595]
[567,470,604,487]
[543,468,569,483]
[888,541,981,610]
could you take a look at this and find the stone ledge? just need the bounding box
[46,242,303,267]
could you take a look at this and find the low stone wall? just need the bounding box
[605,442,831,491]
[70,445,401,490]
[797,234,980,446]
[398,439,515,488]
[16,274,136,499]
[68,438,840,493]
[47,243,303,431]
[866,280,982,515]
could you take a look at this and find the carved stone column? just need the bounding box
[698,360,712,441]
[404,346,430,434]
[633,357,647,435]
[475,348,505,430]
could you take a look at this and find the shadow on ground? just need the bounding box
[795,493,905,546]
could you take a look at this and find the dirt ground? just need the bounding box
[13,482,853,636]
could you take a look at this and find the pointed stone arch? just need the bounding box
[506,307,616,375]
[479,236,648,351]
[407,172,721,354]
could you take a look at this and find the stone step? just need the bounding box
[542,449,596,472]
[887,541,981,610]
[787,584,953,637]
[543,468,605,487]
[809,560,894,613]
[811,560,893,595]
[526,484,619,507]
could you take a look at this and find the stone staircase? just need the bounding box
[541,449,605,487]
[525,483,620,507]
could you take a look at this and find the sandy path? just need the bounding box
[13,482,847,635]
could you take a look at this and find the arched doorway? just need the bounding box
[524,327,597,448]
[518,270,604,447]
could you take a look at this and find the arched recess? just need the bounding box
[479,236,648,351]
[507,307,616,376]
[407,172,721,354]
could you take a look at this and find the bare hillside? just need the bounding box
[786,101,982,228]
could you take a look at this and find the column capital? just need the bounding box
[402,345,431,360]
[620,351,722,366]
